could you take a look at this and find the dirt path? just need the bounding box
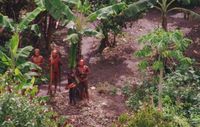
[38,9,200,127]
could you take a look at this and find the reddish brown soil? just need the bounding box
[38,9,200,127]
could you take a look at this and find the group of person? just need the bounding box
[31,48,89,105]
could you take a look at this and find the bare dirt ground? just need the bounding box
[38,9,200,127]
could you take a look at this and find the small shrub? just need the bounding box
[115,106,190,127]
[118,113,129,124]
[0,93,62,127]
[122,84,133,97]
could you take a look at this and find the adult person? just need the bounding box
[76,59,89,101]
[48,49,62,95]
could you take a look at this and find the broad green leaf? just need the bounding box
[31,24,41,37]
[62,0,80,5]
[66,33,79,44]
[135,45,152,57]
[17,46,33,59]
[9,33,19,57]
[152,61,164,71]
[88,3,127,22]
[31,77,35,85]
[34,0,45,8]
[18,7,45,31]
[82,28,104,38]
[0,50,11,66]
[15,68,21,75]
[138,60,148,70]
[0,13,15,31]
[17,61,41,71]
[122,0,153,19]
[29,85,38,96]
[44,0,75,21]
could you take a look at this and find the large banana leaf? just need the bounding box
[66,33,79,44]
[16,46,33,59]
[34,0,45,8]
[122,0,153,19]
[44,0,75,21]
[30,24,41,37]
[17,61,40,71]
[0,50,11,66]
[81,28,104,38]
[9,33,20,57]
[62,0,81,5]
[0,13,15,31]
[88,2,127,22]
[18,6,45,31]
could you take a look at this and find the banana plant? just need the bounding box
[135,29,192,111]
[0,33,40,93]
[65,15,103,69]
[87,0,154,53]
[0,5,45,32]
[66,0,153,67]
[154,0,200,31]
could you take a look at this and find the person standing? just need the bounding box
[31,48,44,67]
[48,49,62,95]
[76,59,89,101]
[66,70,77,105]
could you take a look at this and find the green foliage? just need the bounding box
[0,6,45,32]
[0,93,59,127]
[118,113,129,124]
[122,84,133,97]
[18,7,45,31]
[76,0,92,15]
[116,106,189,127]
[88,2,127,22]
[128,106,171,127]
[135,29,192,71]
[43,0,75,21]
[121,0,153,20]
[132,28,199,126]
[153,0,200,30]
[0,33,40,94]
[88,0,153,53]
[124,67,200,126]
[0,13,15,31]
[163,67,200,126]
[65,16,103,69]
[177,0,200,6]
[125,81,156,111]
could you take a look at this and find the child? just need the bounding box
[66,71,77,105]
[31,48,44,67]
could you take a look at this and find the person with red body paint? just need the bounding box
[31,48,44,67]
[31,48,44,78]
[76,59,89,101]
[48,49,62,94]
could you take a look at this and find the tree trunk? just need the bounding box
[98,34,108,54]
[158,67,164,111]
[44,14,55,50]
[162,13,168,31]
[112,33,116,47]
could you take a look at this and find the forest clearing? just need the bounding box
[0,0,200,127]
